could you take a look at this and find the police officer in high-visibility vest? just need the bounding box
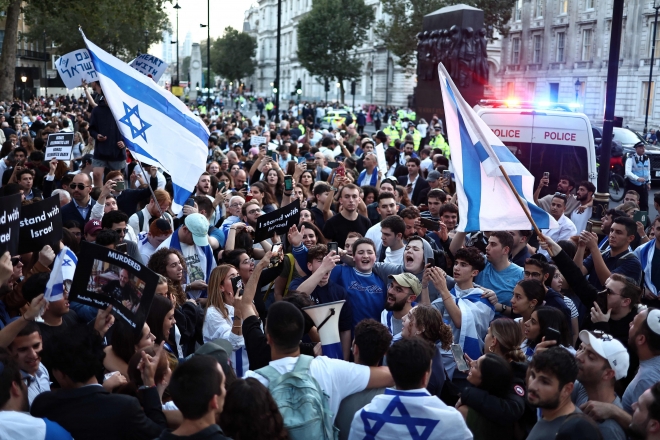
[383,116,403,147]
[407,109,417,122]
[407,123,422,151]
[625,141,651,211]
[265,101,274,119]
[429,127,450,158]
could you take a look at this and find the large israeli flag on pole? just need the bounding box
[81,30,208,213]
[438,63,557,232]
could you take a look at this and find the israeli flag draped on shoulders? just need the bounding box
[634,238,658,296]
[438,63,557,232]
[349,388,473,440]
[44,246,77,302]
[81,29,208,213]
[432,286,494,361]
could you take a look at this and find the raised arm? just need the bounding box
[295,252,340,296]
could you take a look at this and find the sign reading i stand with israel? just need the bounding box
[54,49,98,90]
[437,63,557,232]
[81,29,208,213]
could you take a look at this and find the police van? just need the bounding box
[473,101,598,190]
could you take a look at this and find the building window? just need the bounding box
[559,0,568,14]
[506,82,515,97]
[650,22,660,58]
[533,35,542,63]
[527,82,536,100]
[641,81,655,116]
[582,29,592,61]
[534,0,544,17]
[511,37,521,64]
[586,0,595,9]
[514,0,523,21]
[556,32,565,62]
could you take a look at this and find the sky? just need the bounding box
[151,0,255,56]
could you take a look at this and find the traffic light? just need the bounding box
[295,79,302,95]
[324,78,330,92]
[350,80,356,96]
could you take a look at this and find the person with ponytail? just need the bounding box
[458,318,537,439]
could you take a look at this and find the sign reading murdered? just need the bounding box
[18,196,62,254]
[54,49,98,90]
[45,133,75,161]
[255,199,300,242]
[0,194,22,255]
[69,241,158,332]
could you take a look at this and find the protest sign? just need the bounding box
[70,241,158,332]
[130,54,168,82]
[18,196,62,254]
[254,199,300,242]
[250,136,267,146]
[55,49,98,90]
[45,133,75,161]
[0,194,22,255]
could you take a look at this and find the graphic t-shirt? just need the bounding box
[329,266,386,327]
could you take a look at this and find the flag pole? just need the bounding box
[438,62,543,237]
[131,154,164,217]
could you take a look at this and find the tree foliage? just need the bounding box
[210,27,257,84]
[377,0,515,72]
[23,0,170,60]
[297,0,374,103]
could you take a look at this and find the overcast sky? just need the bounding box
[152,0,255,55]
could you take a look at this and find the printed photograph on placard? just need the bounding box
[88,260,146,314]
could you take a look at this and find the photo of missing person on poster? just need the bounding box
[90,262,145,314]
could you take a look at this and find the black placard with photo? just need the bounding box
[69,241,158,332]
[0,194,22,255]
[18,195,62,254]
[254,199,300,242]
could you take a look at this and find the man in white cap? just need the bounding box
[158,213,216,302]
[581,308,660,431]
[573,330,629,440]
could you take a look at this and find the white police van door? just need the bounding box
[475,109,597,191]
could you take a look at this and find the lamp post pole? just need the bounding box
[43,30,47,98]
[274,0,281,123]
[644,0,660,135]
[174,3,181,86]
[207,0,211,107]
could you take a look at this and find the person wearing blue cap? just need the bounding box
[157,213,216,302]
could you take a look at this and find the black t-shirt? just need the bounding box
[38,311,80,387]
[322,213,372,248]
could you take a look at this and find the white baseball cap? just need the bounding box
[579,330,629,380]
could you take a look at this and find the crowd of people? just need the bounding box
[1,87,660,440]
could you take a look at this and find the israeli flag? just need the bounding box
[81,30,209,213]
[438,63,557,232]
[44,246,77,302]
[452,288,494,361]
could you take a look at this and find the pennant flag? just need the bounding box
[81,29,208,213]
[45,246,77,302]
[438,63,557,232]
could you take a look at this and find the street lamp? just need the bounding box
[200,0,211,108]
[43,30,48,98]
[20,74,27,102]
[645,0,660,134]
[574,78,582,103]
[173,2,181,86]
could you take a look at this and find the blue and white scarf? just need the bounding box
[358,167,379,187]
[635,238,658,296]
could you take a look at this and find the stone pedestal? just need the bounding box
[189,43,202,102]
[414,4,486,122]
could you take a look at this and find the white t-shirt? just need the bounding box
[245,356,370,421]
[137,232,159,264]
[365,223,383,256]
[570,205,592,233]
[157,236,216,299]
[385,246,405,264]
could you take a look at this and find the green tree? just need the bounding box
[22,0,169,60]
[210,27,256,86]
[297,0,374,103]
[0,0,22,101]
[377,0,515,73]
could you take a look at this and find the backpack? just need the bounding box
[256,355,338,440]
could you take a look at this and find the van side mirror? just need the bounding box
[595,137,602,144]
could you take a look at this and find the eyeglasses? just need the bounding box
[524,271,543,278]
[246,209,260,215]
[70,183,89,190]
[113,228,129,235]
[605,288,623,297]
[11,257,21,266]
[553,192,567,200]
[229,203,243,208]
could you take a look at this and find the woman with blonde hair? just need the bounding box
[203,264,253,376]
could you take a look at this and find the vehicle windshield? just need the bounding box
[614,128,645,145]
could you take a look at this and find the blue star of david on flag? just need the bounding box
[119,102,151,142]
[360,396,439,439]
[61,258,73,267]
